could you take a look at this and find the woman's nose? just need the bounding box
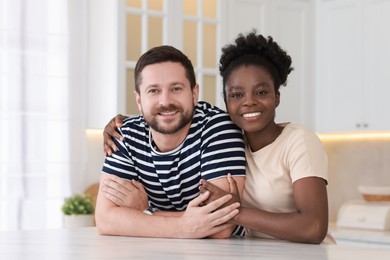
[243,94,257,106]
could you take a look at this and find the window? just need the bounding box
[122,0,223,115]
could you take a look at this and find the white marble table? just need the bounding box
[331,226,390,248]
[1,227,390,259]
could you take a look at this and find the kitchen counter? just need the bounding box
[331,226,390,248]
[1,227,390,259]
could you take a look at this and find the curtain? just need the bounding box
[0,0,89,230]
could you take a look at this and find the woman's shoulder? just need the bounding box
[279,123,322,144]
[281,123,316,136]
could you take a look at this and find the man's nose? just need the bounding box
[159,90,171,106]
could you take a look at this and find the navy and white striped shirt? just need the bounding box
[102,101,246,212]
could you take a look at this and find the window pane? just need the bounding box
[126,69,139,115]
[183,0,197,16]
[127,0,142,8]
[126,14,142,61]
[203,24,216,68]
[203,0,216,18]
[148,16,163,49]
[202,75,216,105]
[148,0,164,11]
[183,21,197,66]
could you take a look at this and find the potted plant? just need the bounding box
[61,194,95,228]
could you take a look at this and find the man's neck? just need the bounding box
[150,126,190,153]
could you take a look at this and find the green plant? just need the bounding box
[61,194,94,215]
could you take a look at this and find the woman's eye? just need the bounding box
[256,90,267,96]
[231,93,243,99]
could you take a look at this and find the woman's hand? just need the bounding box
[103,114,127,156]
[102,174,148,211]
[199,173,241,207]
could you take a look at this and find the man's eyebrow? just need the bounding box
[170,81,185,86]
[145,84,158,88]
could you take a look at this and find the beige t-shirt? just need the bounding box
[242,123,328,238]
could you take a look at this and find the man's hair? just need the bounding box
[134,45,196,93]
[219,30,293,102]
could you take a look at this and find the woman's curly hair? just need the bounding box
[219,30,293,99]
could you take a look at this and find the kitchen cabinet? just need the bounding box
[315,0,390,132]
[224,0,316,130]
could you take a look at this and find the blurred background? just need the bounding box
[1,0,390,238]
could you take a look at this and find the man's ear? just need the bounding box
[135,91,142,113]
[192,84,199,106]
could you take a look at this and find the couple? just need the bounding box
[96,30,329,244]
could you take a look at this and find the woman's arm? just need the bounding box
[201,176,328,244]
[103,114,127,156]
[234,177,328,244]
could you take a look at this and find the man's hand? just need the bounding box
[179,190,241,238]
[199,173,241,207]
[102,174,148,211]
[103,114,127,156]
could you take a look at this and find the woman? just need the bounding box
[200,31,329,244]
[102,31,330,244]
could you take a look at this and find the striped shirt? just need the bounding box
[102,101,246,212]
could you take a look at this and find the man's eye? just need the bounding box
[148,89,159,94]
[172,87,182,92]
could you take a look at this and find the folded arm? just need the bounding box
[95,173,241,238]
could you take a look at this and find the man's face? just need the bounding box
[136,61,199,135]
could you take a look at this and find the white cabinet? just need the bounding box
[223,0,316,130]
[315,0,390,132]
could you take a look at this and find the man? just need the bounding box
[95,45,246,238]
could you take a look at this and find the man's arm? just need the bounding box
[95,173,241,238]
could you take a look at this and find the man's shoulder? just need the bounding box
[122,115,145,127]
[194,101,230,120]
[193,102,241,135]
[120,115,148,136]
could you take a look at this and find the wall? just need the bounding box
[86,130,105,188]
[321,135,390,222]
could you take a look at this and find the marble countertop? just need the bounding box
[1,227,390,259]
[330,225,390,248]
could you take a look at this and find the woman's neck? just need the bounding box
[245,123,284,152]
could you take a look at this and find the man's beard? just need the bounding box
[144,104,194,134]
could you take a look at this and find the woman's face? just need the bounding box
[225,65,279,134]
